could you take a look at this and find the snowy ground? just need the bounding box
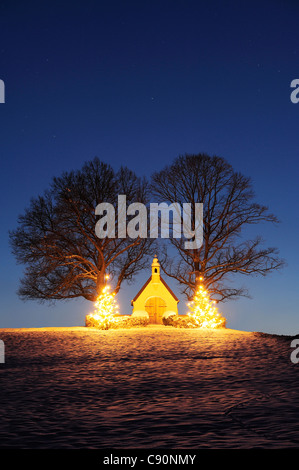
[0,325,299,449]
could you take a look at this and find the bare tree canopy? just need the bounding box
[151,153,285,301]
[10,158,153,303]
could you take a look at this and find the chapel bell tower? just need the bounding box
[151,255,160,282]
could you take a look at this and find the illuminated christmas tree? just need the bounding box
[85,277,120,329]
[187,278,226,328]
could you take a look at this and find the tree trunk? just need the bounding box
[194,257,201,291]
[96,267,106,298]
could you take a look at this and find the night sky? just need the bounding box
[0,0,298,334]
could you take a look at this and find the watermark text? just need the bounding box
[290,79,299,103]
[0,340,4,363]
[95,195,203,249]
[0,79,5,103]
[290,338,299,363]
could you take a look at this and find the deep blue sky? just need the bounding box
[0,0,298,334]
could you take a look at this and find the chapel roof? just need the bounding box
[131,275,179,304]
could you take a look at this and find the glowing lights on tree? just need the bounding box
[94,285,119,316]
[85,276,120,329]
[187,277,226,328]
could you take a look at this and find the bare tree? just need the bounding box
[151,153,285,301]
[10,158,153,303]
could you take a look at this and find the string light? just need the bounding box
[187,278,226,328]
[85,280,120,329]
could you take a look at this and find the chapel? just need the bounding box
[131,256,179,324]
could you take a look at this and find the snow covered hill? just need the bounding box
[0,325,298,448]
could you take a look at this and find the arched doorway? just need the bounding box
[145,297,166,324]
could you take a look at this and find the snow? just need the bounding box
[0,325,298,448]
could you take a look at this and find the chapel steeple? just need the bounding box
[151,255,160,281]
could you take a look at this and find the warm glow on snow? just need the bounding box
[187,280,226,329]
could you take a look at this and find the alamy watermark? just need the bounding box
[0,340,4,363]
[290,338,299,364]
[95,195,203,249]
[290,79,299,103]
[0,79,5,103]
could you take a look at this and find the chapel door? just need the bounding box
[145,297,166,324]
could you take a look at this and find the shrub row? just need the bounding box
[85,314,149,330]
[162,313,199,328]
[162,313,226,328]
